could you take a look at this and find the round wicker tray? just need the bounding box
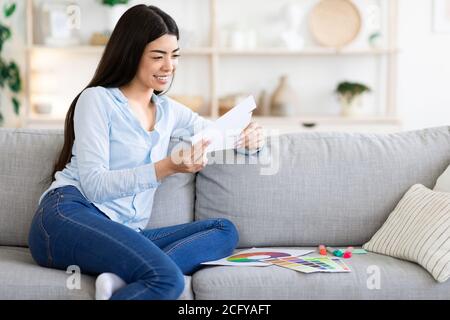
[309,0,361,48]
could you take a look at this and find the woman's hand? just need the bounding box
[235,121,265,151]
[171,139,211,173]
[155,139,211,181]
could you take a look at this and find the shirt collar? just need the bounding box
[108,87,163,133]
[109,87,160,107]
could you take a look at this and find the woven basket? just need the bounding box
[309,0,361,48]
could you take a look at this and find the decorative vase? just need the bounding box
[340,95,363,117]
[270,75,299,116]
[280,3,305,50]
[34,102,53,115]
[106,4,128,34]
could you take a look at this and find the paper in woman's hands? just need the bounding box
[190,96,257,152]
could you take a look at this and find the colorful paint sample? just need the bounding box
[263,257,318,273]
[227,251,291,263]
[263,256,351,273]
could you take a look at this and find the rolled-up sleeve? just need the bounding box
[170,98,213,139]
[74,88,160,204]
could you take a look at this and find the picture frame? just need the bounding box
[433,0,450,33]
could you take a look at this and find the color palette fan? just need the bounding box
[263,256,351,273]
[227,251,291,263]
[201,248,314,266]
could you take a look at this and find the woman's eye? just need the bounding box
[172,55,180,59]
[152,57,163,60]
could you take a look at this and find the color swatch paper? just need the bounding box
[263,256,351,273]
[201,248,314,267]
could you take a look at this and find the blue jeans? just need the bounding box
[28,185,239,300]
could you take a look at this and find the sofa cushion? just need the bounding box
[434,164,450,192]
[0,246,94,299]
[363,184,450,283]
[148,141,196,229]
[0,129,64,247]
[0,129,195,246]
[192,247,450,299]
[0,246,194,300]
[195,126,450,247]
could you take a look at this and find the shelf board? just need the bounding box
[27,45,214,55]
[25,114,400,126]
[27,45,105,54]
[27,114,65,123]
[27,45,398,56]
[202,115,401,126]
[183,48,215,55]
[217,47,398,56]
[253,115,401,124]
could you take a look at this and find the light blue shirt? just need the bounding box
[39,86,259,231]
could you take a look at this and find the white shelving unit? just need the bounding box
[24,0,401,132]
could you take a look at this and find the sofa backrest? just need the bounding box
[0,129,195,247]
[195,126,450,247]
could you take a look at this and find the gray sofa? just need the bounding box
[0,126,449,300]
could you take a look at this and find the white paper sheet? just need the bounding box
[190,96,257,152]
[201,247,314,267]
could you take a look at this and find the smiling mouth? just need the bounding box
[154,75,170,81]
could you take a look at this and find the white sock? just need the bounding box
[95,272,127,300]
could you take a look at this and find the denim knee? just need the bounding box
[217,218,240,250]
[28,208,52,268]
[161,267,185,300]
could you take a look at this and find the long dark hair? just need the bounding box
[49,5,179,183]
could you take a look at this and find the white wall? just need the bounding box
[397,0,450,130]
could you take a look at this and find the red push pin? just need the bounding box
[343,246,354,259]
[318,245,327,255]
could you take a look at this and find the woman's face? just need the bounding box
[136,34,180,92]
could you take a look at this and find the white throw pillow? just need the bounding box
[363,184,450,283]
[434,164,450,192]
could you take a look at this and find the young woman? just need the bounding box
[27,5,264,300]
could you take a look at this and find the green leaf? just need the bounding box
[7,62,21,92]
[12,96,20,115]
[102,0,129,6]
[0,111,4,125]
[0,24,12,52]
[335,81,371,98]
[0,57,5,88]
[4,3,16,18]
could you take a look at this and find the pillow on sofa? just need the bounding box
[434,164,450,192]
[363,184,449,283]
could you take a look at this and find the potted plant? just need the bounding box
[335,81,371,116]
[0,2,21,126]
[101,0,130,34]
